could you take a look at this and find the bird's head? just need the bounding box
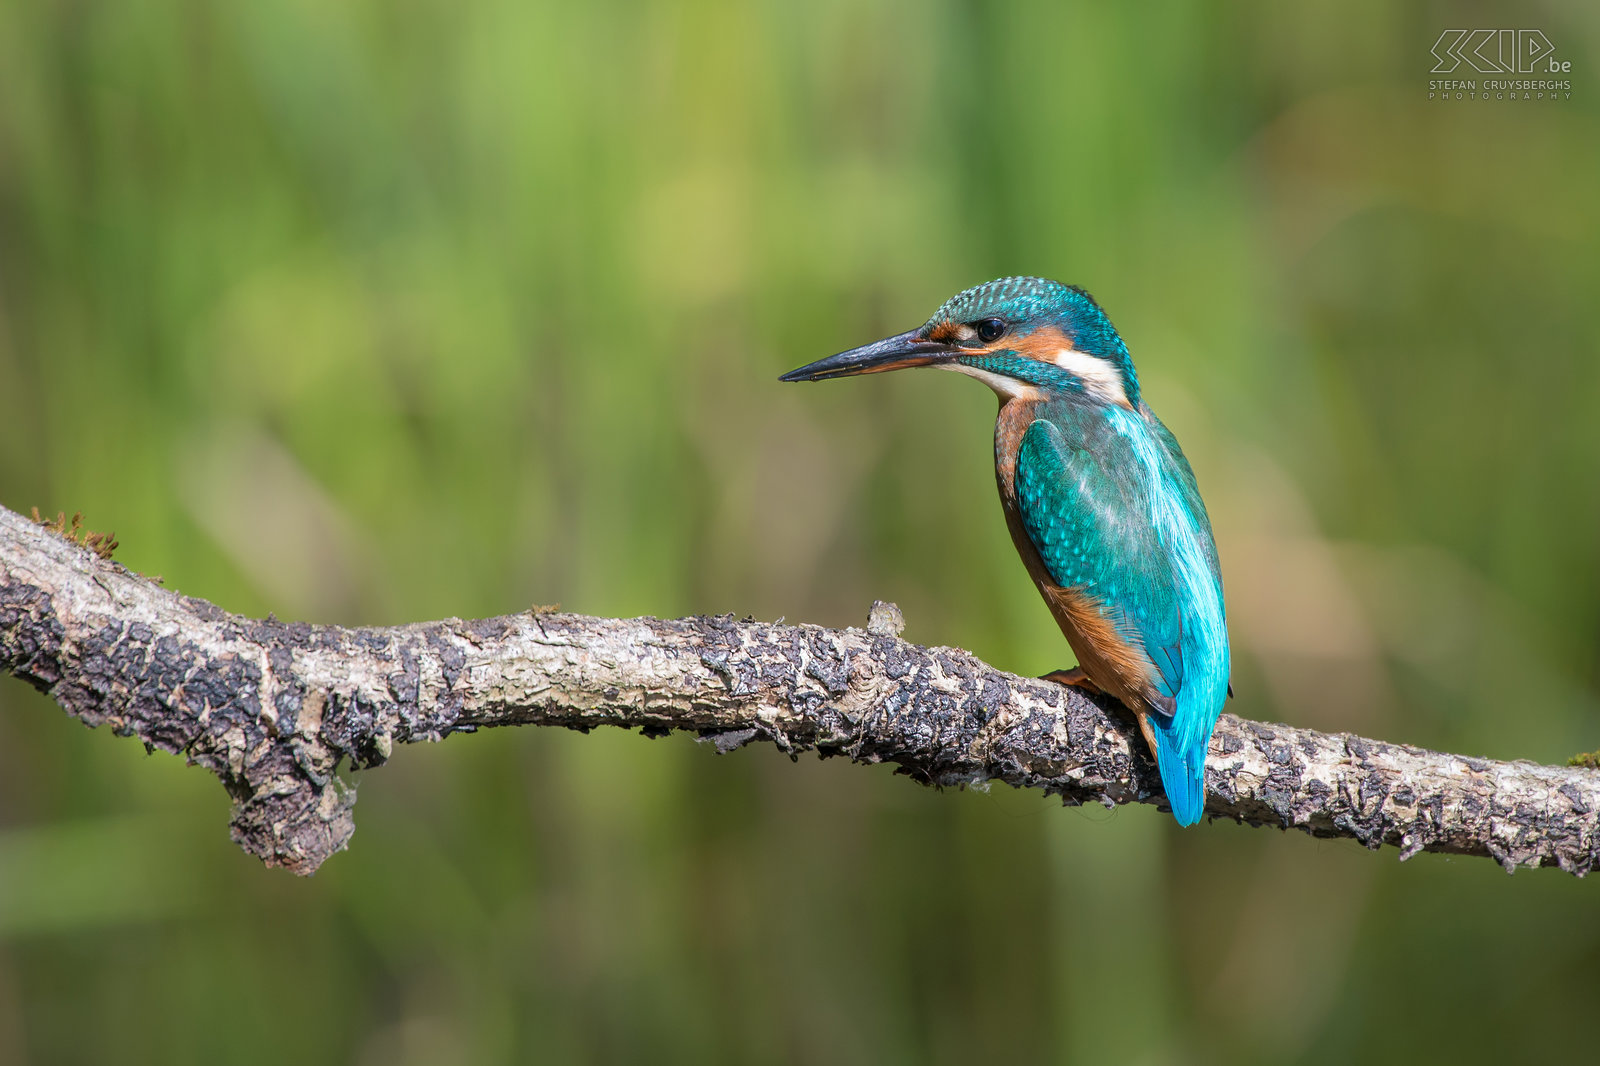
[780,276,1140,407]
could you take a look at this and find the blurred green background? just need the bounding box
[2,1,1598,1063]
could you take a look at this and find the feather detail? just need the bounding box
[1149,715,1207,825]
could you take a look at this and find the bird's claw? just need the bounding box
[1040,667,1102,695]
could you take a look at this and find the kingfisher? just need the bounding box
[780,277,1229,825]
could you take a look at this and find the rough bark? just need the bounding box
[2,503,1597,877]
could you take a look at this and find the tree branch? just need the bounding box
[2,503,1597,877]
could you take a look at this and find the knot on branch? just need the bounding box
[228,771,357,875]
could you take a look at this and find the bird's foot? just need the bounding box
[1042,669,1159,762]
[1040,667,1102,695]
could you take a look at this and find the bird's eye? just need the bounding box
[974,318,1007,343]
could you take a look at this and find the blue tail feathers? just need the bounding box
[1149,715,1207,826]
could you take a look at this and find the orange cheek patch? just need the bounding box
[928,322,961,343]
[1007,324,1073,361]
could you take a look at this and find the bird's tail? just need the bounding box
[1149,715,1207,827]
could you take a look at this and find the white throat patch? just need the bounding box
[937,361,1043,402]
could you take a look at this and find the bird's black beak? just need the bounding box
[779,329,956,382]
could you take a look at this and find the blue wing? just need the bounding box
[1015,415,1186,703]
[1015,408,1229,825]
